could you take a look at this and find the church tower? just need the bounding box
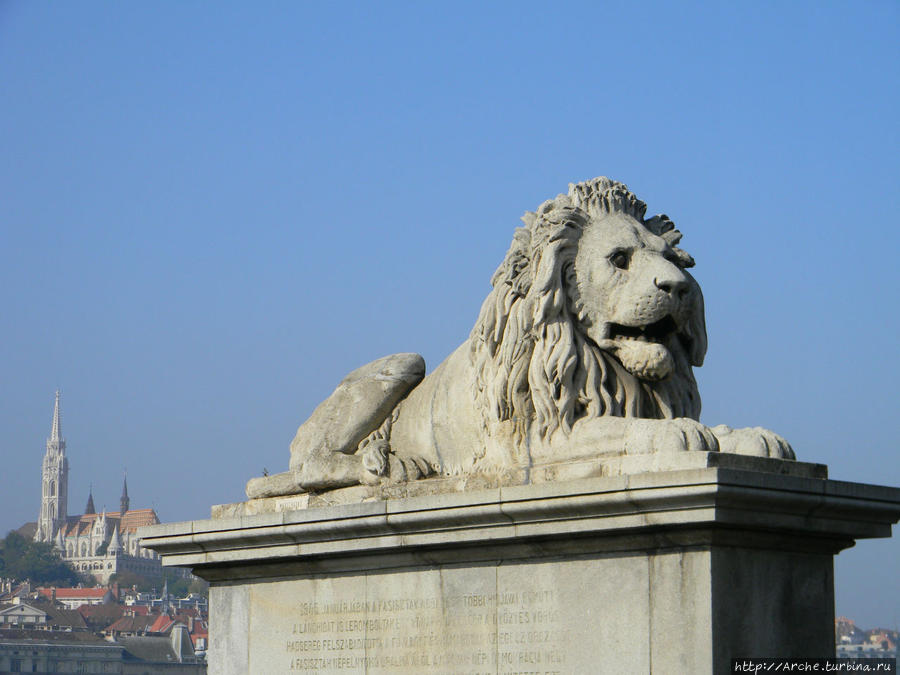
[120,473,130,514]
[85,486,96,515]
[36,391,69,543]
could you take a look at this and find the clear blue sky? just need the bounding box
[1,1,897,628]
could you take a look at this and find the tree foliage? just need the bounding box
[0,531,80,585]
[108,568,207,598]
[108,570,155,592]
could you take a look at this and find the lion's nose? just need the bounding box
[654,273,688,297]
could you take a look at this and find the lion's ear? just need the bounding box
[683,273,707,367]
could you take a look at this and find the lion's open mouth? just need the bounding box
[604,315,678,381]
[608,315,677,344]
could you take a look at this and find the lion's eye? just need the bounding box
[610,251,630,270]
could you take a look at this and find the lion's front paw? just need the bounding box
[360,440,390,480]
[625,418,719,455]
[711,425,795,459]
[661,418,720,453]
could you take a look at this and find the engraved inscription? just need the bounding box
[281,589,566,674]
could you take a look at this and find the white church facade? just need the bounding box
[33,392,163,583]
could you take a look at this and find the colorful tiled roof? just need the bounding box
[148,614,174,634]
[61,508,160,537]
[188,620,208,648]
[118,509,159,533]
[105,614,156,634]
[39,587,110,600]
[77,602,125,628]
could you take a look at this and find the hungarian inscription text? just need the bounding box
[281,588,566,675]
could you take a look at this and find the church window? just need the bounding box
[50,481,55,496]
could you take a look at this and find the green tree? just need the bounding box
[106,570,209,603]
[0,531,79,586]
[187,578,209,597]
[167,577,190,598]
[108,570,155,592]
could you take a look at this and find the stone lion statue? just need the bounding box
[247,177,793,498]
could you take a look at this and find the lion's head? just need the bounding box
[471,177,707,440]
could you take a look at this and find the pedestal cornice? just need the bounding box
[140,455,900,582]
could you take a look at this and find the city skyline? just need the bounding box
[1,1,897,629]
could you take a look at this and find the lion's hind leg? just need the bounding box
[245,353,425,498]
[355,409,437,484]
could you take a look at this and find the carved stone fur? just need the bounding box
[246,178,793,498]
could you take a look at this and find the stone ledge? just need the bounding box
[139,459,900,580]
[212,451,827,519]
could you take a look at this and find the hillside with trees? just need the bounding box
[0,531,81,585]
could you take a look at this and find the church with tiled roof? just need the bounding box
[32,392,163,583]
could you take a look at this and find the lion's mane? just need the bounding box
[469,178,704,442]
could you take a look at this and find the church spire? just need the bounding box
[120,472,130,514]
[35,391,69,543]
[48,390,65,453]
[108,526,121,554]
[85,485,96,515]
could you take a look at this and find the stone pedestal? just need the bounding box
[140,453,900,675]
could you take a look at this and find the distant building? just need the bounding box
[0,625,205,674]
[0,600,47,628]
[0,597,87,632]
[0,580,32,604]
[121,588,208,614]
[37,586,114,610]
[30,392,163,583]
[0,634,123,674]
[835,617,899,659]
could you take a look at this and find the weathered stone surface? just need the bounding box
[225,451,826,518]
[141,462,900,674]
[207,581,249,675]
[247,177,794,499]
[239,557,654,673]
